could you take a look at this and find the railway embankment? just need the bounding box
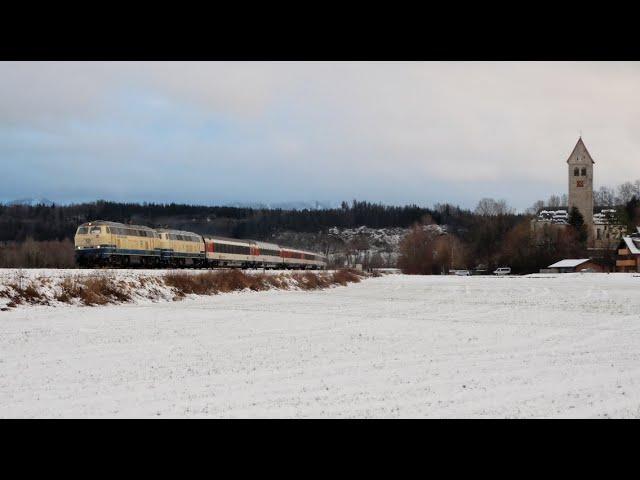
[0,268,375,311]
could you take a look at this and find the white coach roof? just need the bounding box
[548,259,591,268]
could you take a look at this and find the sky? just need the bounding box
[1,61,639,212]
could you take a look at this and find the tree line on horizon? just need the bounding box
[397,197,640,275]
[528,179,640,213]
[0,199,478,243]
[1,192,639,271]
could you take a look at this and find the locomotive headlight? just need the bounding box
[96,245,101,249]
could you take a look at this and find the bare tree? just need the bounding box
[397,225,437,275]
[526,200,545,215]
[595,186,616,207]
[474,198,513,216]
[547,194,561,208]
[617,182,636,205]
[560,193,568,206]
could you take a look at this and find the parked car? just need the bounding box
[454,270,471,276]
[493,267,511,275]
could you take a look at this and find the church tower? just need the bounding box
[567,137,594,226]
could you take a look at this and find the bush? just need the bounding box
[397,226,436,274]
[0,238,75,268]
[331,269,362,285]
[54,275,131,306]
[166,269,365,296]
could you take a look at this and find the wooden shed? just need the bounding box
[547,258,604,273]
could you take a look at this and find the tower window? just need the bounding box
[574,168,579,176]
[581,168,587,176]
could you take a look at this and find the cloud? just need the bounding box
[1,61,639,210]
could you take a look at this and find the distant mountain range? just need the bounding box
[221,200,339,210]
[2,198,340,210]
[5,198,55,207]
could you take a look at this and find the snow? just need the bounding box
[547,259,591,268]
[623,237,640,255]
[2,273,640,418]
[0,268,335,310]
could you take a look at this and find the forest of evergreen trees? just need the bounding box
[0,200,479,243]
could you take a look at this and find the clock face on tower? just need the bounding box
[576,180,584,188]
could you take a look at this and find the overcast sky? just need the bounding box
[1,61,639,211]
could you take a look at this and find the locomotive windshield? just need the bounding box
[77,227,89,234]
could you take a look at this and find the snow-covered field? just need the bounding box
[2,273,640,418]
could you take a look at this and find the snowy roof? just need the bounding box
[623,237,640,255]
[548,259,591,268]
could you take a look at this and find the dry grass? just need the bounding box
[1,268,369,310]
[290,272,331,290]
[54,275,131,306]
[165,269,292,296]
[331,269,362,286]
[5,281,48,306]
[165,269,366,297]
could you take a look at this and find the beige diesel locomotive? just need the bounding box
[74,220,326,269]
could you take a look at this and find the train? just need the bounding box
[74,220,327,269]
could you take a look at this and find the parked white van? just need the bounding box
[493,267,511,275]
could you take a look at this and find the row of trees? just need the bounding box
[0,239,75,268]
[595,180,640,207]
[2,195,639,271]
[397,215,586,275]
[527,179,640,214]
[398,196,640,275]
